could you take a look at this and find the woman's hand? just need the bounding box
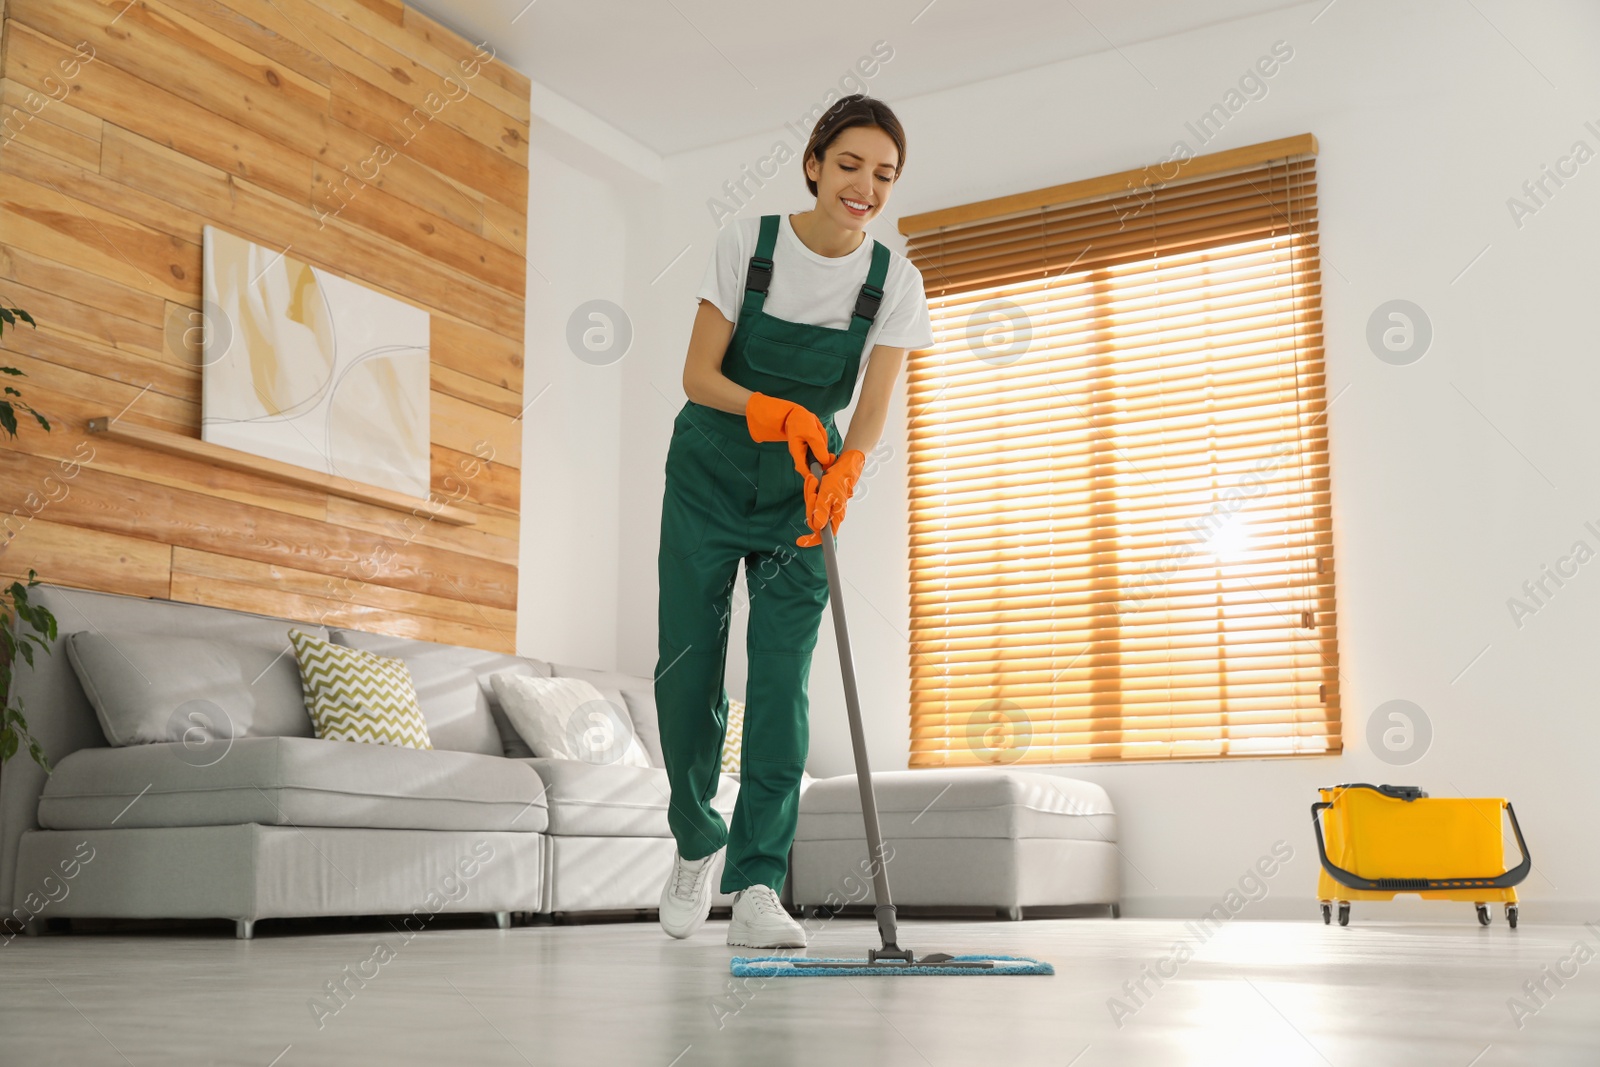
[797,449,865,547]
[745,391,835,498]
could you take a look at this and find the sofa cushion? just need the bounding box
[549,662,664,769]
[490,674,651,768]
[795,768,1117,843]
[330,628,548,758]
[289,630,432,749]
[618,691,664,769]
[35,736,548,833]
[522,757,737,837]
[63,629,317,747]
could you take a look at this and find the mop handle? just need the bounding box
[809,454,901,952]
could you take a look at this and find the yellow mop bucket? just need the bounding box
[1311,783,1531,928]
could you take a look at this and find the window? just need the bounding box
[898,134,1339,765]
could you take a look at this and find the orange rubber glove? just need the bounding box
[745,391,834,499]
[797,448,865,547]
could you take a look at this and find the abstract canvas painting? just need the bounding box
[200,225,431,498]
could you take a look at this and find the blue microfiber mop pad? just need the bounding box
[730,954,1054,977]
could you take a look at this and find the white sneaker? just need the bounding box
[726,884,807,948]
[659,847,722,938]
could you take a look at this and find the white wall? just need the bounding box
[561,0,1600,918]
[516,127,634,667]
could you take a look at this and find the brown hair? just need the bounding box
[802,94,906,198]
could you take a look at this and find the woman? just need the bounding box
[653,95,934,949]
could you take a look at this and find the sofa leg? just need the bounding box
[21,920,42,937]
[999,905,1023,921]
[1109,903,1121,919]
[493,911,511,930]
[236,919,255,940]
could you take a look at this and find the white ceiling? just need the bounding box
[409,0,1310,157]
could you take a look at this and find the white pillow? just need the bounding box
[489,673,651,768]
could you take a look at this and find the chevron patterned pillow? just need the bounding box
[288,629,432,750]
[721,697,744,775]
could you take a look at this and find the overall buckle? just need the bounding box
[746,256,774,294]
[854,283,884,322]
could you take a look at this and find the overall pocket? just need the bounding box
[742,329,850,387]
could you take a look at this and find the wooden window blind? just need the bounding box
[896,134,1339,765]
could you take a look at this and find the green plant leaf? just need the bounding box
[0,401,16,438]
[23,604,57,643]
[0,549,54,772]
[0,366,22,376]
[14,308,36,327]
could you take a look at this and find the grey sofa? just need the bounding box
[0,584,769,939]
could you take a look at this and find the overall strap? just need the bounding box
[740,215,890,337]
[739,215,781,319]
[849,240,891,338]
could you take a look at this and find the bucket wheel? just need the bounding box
[1505,904,1519,929]
[1476,903,1491,926]
[1320,901,1332,925]
[1337,901,1350,927]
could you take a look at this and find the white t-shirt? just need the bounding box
[696,214,936,386]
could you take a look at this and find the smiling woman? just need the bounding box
[797,105,905,234]
[654,95,934,952]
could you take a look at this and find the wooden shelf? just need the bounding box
[87,417,478,527]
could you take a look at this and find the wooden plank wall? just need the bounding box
[0,0,529,651]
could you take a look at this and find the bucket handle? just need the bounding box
[1310,795,1532,892]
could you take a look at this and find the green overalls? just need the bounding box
[655,214,891,896]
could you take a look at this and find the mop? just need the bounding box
[727,456,1054,978]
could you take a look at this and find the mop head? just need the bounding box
[730,953,1053,977]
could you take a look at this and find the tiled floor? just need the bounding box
[1,912,1597,1066]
